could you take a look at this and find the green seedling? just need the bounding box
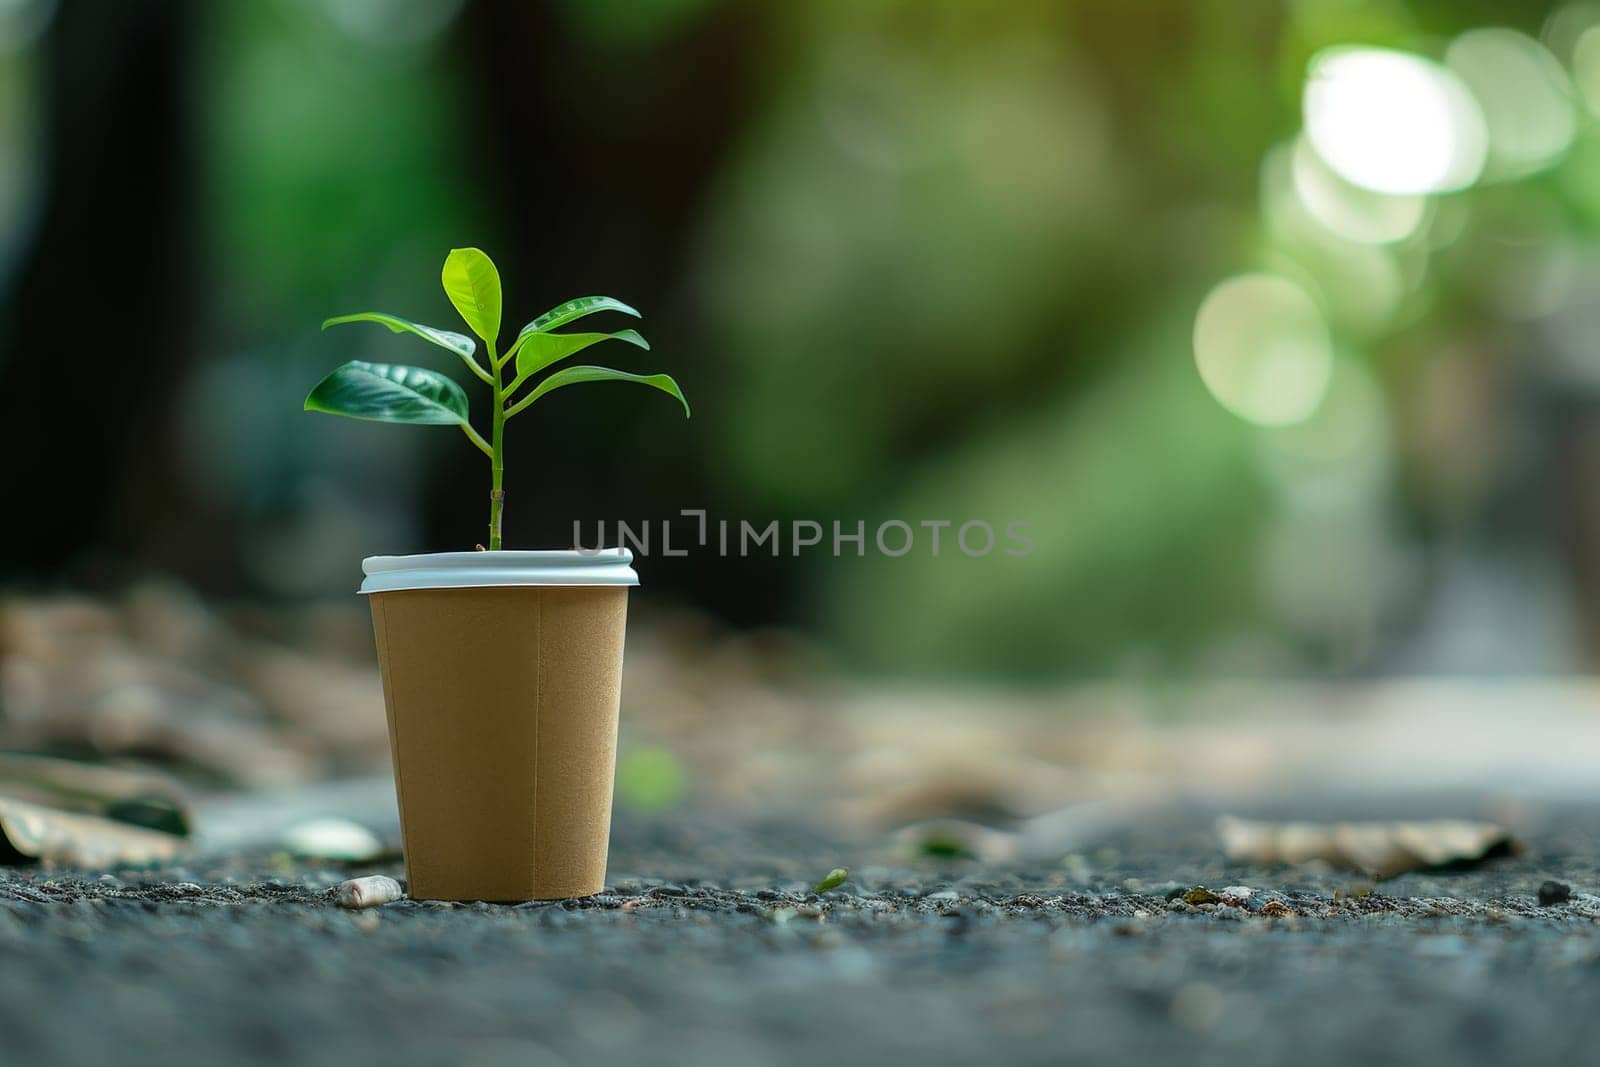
[813,867,849,894]
[305,247,689,549]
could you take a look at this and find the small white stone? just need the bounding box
[336,875,404,909]
[1218,886,1254,905]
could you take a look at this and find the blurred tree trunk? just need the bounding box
[451,0,793,623]
[0,0,205,585]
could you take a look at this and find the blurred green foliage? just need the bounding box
[616,746,689,812]
[3,0,1596,680]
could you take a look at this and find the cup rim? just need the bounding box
[359,548,639,593]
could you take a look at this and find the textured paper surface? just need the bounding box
[369,586,627,901]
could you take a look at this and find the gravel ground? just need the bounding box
[6,803,1600,1066]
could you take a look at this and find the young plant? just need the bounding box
[305,248,688,550]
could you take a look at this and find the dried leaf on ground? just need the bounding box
[0,754,191,867]
[0,753,191,836]
[0,796,186,867]
[893,799,1156,865]
[1216,816,1514,879]
[0,586,386,789]
[893,818,1020,863]
[335,875,404,909]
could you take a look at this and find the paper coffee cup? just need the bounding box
[361,550,637,902]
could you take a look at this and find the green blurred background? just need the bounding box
[2,0,1598,682]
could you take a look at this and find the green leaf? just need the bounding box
[514,329,649,381]
[440,248,502,344]
[813,868,848,894]
[321,312,476,359]
[517,295,639,338]
[506,365,690,418]
[304,360,471,426]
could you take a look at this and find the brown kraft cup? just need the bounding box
[361,551,638,902]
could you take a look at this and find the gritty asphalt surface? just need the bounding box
[6,802,1600,1066]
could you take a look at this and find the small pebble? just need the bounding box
[335,875,404,909]
[924,890,959,902]
[1218,886,1253,905]
[1182,886,1221,906]
[1539,881,1572,906]
[1259,900,1293,918]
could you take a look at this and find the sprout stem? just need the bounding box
[459,422,493,458]
[503,387,540,420]
[459,352,495,386]
[488,336,506,550]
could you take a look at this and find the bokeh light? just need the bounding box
[1571,25,1600,117]
[1193,274,1334,426]
[316,0,466,49]
[1303,47,1488,195]
[1542,1,1600,63]
[1290,135,1428,246]
[1259,357,1388,474]
[1446,28,1575,181]
[1260,143,1408,338]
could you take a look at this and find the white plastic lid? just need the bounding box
[360,548,639,594]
